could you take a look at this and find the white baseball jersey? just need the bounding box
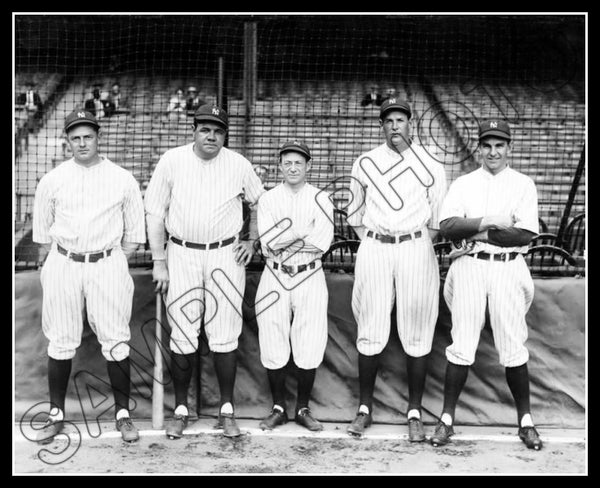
[32,157,146,361]
[440,165,539,367]
[348,142,447,357]
[144,143,265,354]
[255,182,334,369]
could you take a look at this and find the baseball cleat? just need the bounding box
[116,417,139,443]
[217,413,241,438]
[165,414,188,439]
[294,407,323,432]
[347,411,372,437]
[36,419,65,445]
[430,421,454,447]
[408,417,426,442]
[518,426,543,450]
[259,408,288,430]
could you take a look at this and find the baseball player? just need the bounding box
[430,119,543,450]
[32,110,146,444]
[255,141,334,432]
[144,104,265,439]
[346,98,447,440]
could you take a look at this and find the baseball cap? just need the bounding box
[64,110,100,133]
[479,119,511,141]
[379,98,412,119]
[193,104,229,129]
[279,140,311,161]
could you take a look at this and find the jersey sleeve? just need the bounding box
[122,174,147,244]
[242,158,266,205]
[144,155,172,220]
[304,190,335,252]
[346,157,367,228]
[512,177,539,235]
[32,174,54,244]
[257,193,292,252]
[427,162,447,230]
[438,177,466,224]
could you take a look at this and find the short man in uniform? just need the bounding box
[255,141,334,432]
[144,104,265,438]
[430,119,543,450]
[32,110,146,443]
[346,98,447,440]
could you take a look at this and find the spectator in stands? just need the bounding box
[361,86,383,107]
[185,86,205,112]
[253,164,269,188]
[167,88,187,114]
[17,82,43,133]
[381,88,398,104]
[85,88,106,119]
[108,83,123,112]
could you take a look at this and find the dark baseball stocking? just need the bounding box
[358,352,381,411]
[505,363,531,424]
[406,354,428,412]
[267,367,287,408]
[107,358,131,415]
[214,350,237,406]
[171,351,195,408]
[295,367,316,412]
[441,362,469,421]
[48,357,72,413]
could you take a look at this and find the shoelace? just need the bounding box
[118,417,134,429]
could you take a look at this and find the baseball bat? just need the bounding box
[152,292,164,430]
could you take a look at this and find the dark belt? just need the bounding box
[170,236,236,250]
[366,230,422,244]
[271,260,317,275]
[470,251,520,262]
[57,244,113,263]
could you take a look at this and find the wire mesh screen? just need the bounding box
[14,14,585,274]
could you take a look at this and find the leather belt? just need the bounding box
[366,230,422,244]
[271,260,318,275]
[470,251,520,262]
[57,244,113,263]
[170,236,236,250]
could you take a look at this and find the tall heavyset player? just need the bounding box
[144,104,265,439]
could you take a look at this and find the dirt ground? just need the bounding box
[14,419,587,475]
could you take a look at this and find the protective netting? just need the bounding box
[14,14,586,274]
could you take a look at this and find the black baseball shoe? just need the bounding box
[519,426,543,450]
[347,411,373,437]
[116,417,139,443]
[217,412,241,438]
[259,408,288,430]
[294,407,323,431]
[430,421,454,447]
[166,414,189,439]
[408,417,426,442]
[36,418,65,444]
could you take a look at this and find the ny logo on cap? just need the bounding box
[77,112,86,118]
[293,140,300,146]
[490,122,498,128]
[389,98,396,104]
[212,107,220,115]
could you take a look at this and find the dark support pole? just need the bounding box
[556,145,585,247]
[243,21,257,155]
[217,56,228,147]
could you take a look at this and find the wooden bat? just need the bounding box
[152,293,164,430]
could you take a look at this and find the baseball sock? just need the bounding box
[295,367,316,413]
[214,350,237,408]
[406,354,428,412]
[171,351,195,408]
[267,367,287,409]
[505,363,532,426]
[358,352,380,413]
[48,357,72,416]
[106,358,131,416]
[440,362,469,424]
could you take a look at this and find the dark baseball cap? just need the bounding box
[479,119,511,141]
[279,140,311,161]
[379,98,412,119]
[194,104,229,129]
[64,110,100,132]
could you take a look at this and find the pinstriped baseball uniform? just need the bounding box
[144,143,265,354]
[439,166,539,367]
[347,142,447,357]
[32,157,146,361]
[255,182,334,369]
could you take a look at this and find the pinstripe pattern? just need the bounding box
[144,143,265,242]
[440,165,538,367]
[255,182,333,369]
[33,158,144,361]
[348,143,445,357]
